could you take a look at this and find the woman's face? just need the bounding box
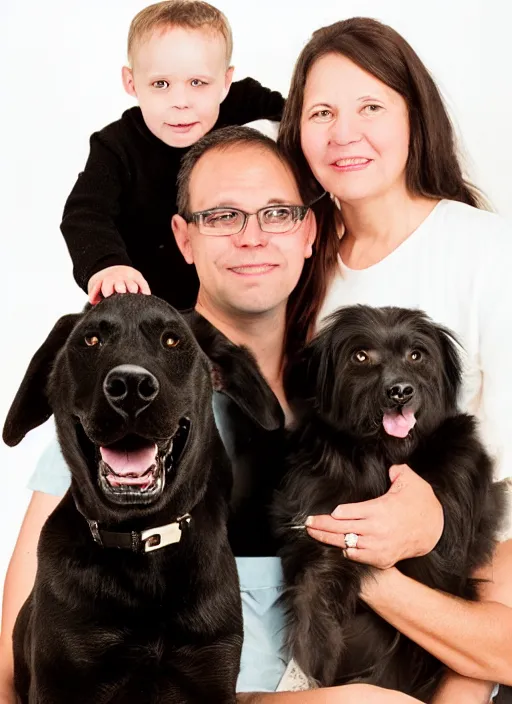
[300,53,410,206]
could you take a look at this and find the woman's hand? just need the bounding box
[305,464,444,568]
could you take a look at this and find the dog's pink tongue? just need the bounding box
[382,409,416,438]
[100,444,157,476]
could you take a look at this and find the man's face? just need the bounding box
[123,27,233,148]
[172,145,316,318]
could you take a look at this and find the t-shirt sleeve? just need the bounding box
[27,438,71,496]
[222,77,285,125]
[477,219,512,535]
[60,132,133,292]
[243,119,279,141]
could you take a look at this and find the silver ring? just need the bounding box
[344,532,359,549]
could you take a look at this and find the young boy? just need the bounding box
[60,0,285,310]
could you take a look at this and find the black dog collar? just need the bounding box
[85,514,192,553]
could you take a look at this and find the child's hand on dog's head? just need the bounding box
[87,265,151,304]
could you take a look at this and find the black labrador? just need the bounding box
[3,294,243,704]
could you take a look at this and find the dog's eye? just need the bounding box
[409,350,422,362]
[353,350,369,364]
[84,335,100,347]
[163,335,180,349]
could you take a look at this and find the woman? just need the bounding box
[278,16,512,702]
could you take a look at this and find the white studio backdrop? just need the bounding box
[1,0,511,608]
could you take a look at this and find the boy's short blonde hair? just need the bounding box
[128,1,233,66]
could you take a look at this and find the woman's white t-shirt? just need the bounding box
[319,199,512,496]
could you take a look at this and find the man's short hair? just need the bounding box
[128,0,233,65]
[176,126,295,217]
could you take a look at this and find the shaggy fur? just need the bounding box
[3,294,242,704]
[274,305,505,701]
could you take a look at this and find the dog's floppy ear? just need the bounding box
[436,324,463,405]
[211,347,284,432]
[186,311,284,431]
[3,314,81,446]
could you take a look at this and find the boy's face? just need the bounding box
[123,27,233,148]
[172,145,316,319]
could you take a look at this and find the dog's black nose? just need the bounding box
[103,365,160,418]
[387,382,415,404]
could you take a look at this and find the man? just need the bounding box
[0,127,504,704]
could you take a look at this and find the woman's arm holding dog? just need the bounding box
[0,491,61,700]
[305,464,444,568]
[302,462,510,687]
[361,539,512,684]
[0,660,15,704]
[238,684,423,703]
[430,673,495,704]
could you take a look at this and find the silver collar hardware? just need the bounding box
[141,514,192,553]
[85,513,192,553]
[87,519,103,544]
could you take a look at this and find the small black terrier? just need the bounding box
[274,305,504,701]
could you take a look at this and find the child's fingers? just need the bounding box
[138,278,151,295]
[131,270,151,295]
[91,271,149,302]
[88,280,103,305]
[101,279,116,298]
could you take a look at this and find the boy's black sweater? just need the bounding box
[61,78,285,309]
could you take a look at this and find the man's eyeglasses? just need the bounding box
[183,193,326,237]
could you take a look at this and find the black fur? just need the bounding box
[186,311,286,557]
[274,305,505,701]
[3,294,242,704]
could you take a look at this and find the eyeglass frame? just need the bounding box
[182,192,326,237]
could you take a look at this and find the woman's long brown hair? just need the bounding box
[278,17,486,361]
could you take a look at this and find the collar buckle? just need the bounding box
[140,513,192,553]
[87,519,103,546]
